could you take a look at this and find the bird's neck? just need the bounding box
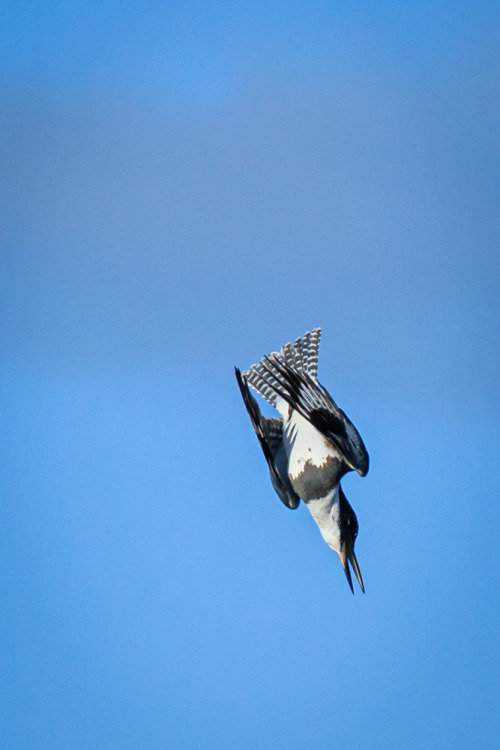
[305,486,342,555]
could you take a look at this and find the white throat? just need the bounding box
[305,486,342,556]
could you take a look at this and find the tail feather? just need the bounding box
[243,366,282,407]
[243,328,322,406]
[299,328,322,380]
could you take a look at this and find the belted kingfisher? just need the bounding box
[235,328,369,593]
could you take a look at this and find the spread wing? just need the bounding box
[235,368,301,509]
[260,356,369,477]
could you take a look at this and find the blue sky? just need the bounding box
[1,2,499,748]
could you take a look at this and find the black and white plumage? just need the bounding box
[235,328,369,593]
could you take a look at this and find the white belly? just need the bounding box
[282,408,336,481]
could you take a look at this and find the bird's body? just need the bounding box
[235,328,368,593]
[283,407,342,500]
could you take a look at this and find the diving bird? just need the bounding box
[235,328,369,593]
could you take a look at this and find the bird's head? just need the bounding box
[338,485,365,594]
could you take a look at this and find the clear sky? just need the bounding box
[1,2,499,749]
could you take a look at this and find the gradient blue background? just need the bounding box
[1,2,499,748]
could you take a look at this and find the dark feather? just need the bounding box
[261,356,369,477]
[235,368,301,510]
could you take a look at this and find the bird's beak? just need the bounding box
[340,543,365,594]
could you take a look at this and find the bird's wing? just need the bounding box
[260,356,369,477]
[243,327,322,407]
[235,368,301,509]
[280,327,322,380]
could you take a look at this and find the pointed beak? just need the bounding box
[340,544,365,594]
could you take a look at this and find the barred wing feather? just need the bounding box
[243,327,322,405]
[262,355,369,477]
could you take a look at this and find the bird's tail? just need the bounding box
[242,328,322,407]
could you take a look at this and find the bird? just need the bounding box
[235,328,369,593]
